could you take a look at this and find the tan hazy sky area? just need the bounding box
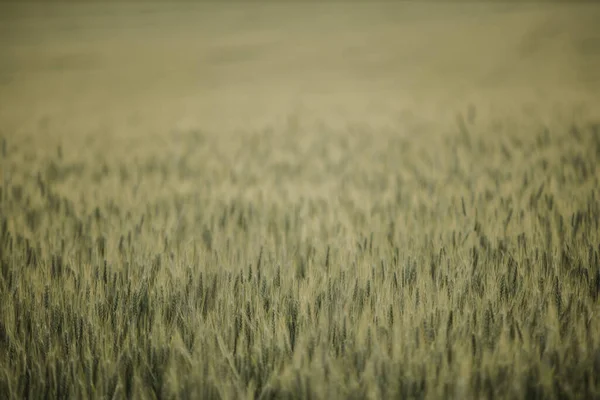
[0,2,599,145]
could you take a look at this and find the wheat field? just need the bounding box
[1,2,600,399]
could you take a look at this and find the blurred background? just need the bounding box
[1,2,599,138]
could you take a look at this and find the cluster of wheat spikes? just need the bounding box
[0,107,599,399]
